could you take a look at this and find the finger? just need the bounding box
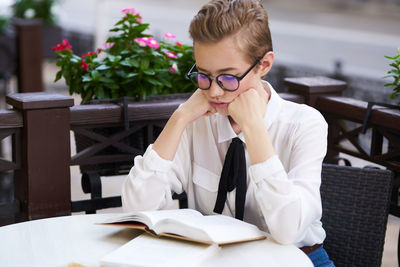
[255,84,268,102]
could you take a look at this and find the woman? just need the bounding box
[122,0,334,266]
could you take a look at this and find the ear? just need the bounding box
[258,51,274,78]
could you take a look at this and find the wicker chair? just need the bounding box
[320,163,393,267]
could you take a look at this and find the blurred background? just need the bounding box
[0,0,400,103]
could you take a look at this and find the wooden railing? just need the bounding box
[0,109,22,225]
[0,76,398,225]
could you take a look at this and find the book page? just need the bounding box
[100,233,220,267]
[101,209,203,230]
[154,213,266,244]
[139,209,203,228]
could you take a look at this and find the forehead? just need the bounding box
[193,36,249,72]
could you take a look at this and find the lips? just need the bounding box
[210,101,228,108]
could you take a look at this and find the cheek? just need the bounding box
[237,76,259,94]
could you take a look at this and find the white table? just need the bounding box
[0,214,313,267]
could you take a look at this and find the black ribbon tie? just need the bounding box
[213,137,247,220]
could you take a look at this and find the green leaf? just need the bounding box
[133,23,150,33]
[128,59,139,68]
[99,77,114,83]
[107,55,116,62]
[91,70,100,81]
[120,59,133,67]
[82,75,93,82]
[388,69,400,75]
[82,91,93,104]
[96,64,110,71]
[95,87,105,99]
[143,70,155,75]
[115,20,124,26]
[385,55,400,60]
[127,73,139,78]
[54,71,63,82]
[140,57,150,70]
[116,70,127,77]
[147,78,163,86]
[390,63,400,70]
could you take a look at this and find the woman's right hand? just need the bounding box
[175,89,216,124]
[153,89,215,161]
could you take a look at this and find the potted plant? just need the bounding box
[52,8,194,176]
[11,0,62,58]
[53,8,194,103]
[384,47,400,105]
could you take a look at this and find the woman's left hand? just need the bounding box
[228,83,269,129]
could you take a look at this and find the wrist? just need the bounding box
[171,108,191,127]
[241,117,265,135]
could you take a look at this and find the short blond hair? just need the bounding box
[189,0,273,64]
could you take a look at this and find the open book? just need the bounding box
[99,208,266,245]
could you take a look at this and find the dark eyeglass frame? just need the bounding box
[186,56,262,92]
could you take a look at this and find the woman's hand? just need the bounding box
[228,83,274,165]
[176,89,216,124]
[228,83,269,129]
[153,89,215,161]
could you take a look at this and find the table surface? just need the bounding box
[0,213,313,267]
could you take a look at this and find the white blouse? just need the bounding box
[122,83,328,247]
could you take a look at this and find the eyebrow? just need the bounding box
[196,66,239,74]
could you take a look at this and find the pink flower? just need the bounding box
[146,37,160,49]
[135,37,160,49]
[103,42,115,49]
[134,37,147,47]
[80,59,88,72]
[121,8,137,15]
[164,32,176,39]
[52,39,73,52]
[170,63,178,72]
[175,41,182,47]
[164,51,178,59]
[122,8,142,23]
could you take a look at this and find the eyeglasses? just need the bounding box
[186,57,262,92]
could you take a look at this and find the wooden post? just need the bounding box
[284,76,347,107]
[13,18,44,93]
[6,92,74,221]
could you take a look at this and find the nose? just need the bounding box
[207,78,225,98]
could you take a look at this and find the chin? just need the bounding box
[216,108,229,116]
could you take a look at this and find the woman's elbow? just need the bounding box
[270,228,299,245]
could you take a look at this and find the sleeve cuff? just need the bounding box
[142,144,173,172]
[249,155,285,184]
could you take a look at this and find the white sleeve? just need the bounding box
[249,114,328,245]
[121,129,192,212]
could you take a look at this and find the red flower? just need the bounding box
[52,39,73,52]
[81,51,97,58]
[176,41,182,47]
[80,59,88,72]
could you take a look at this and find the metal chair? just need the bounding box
[321,163,393,267]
